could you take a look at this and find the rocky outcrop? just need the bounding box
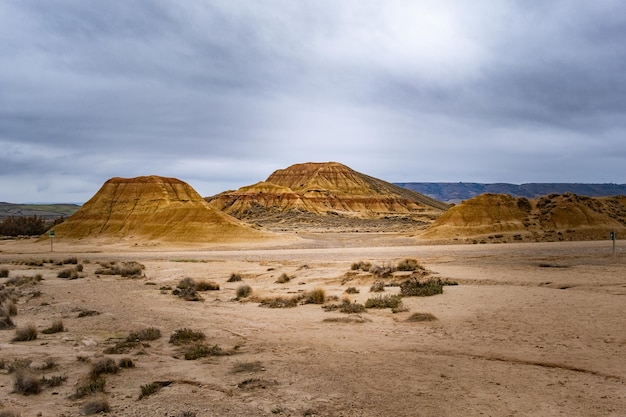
[420,193,626,242]
[49,176,271,243]
[208,162,449,224]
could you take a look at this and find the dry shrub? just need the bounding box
[81,396,110,415]
[118,357,135,368]
[40,374,67,388]
[63,256,78,265]
[3,300,17,316]
[236,284,252,299]
[0,268,9,278]
[258,295,299,308]
[77,309,100,318]
[351,261,371,271]
[13,370,41,395]
[365,294,403,309]
[400,278,444,297]
[231,361,264,373]
[169,328,206,346]
[0,315,14,329]
[95,261,144,277]
[41,319,64,334]
[395,258,424,271]
[183,343,227,360]
[303,288,326,304]
[323,299,366,314]
[369,281,385,292]
[57,267,78,279]
[90,358,119,377]
[127,327,161,341]
[227,273,242,282]
[72,374,106,399]
[322,316,370,324]
[13,322,37,341]
[139,381,172,400]
[194,280,220,291]
[405,312,437,322]
[274,273,291,284]
[344,286,359,294]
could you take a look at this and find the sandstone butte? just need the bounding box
[207,161,449,219]
[419,192,626,243]
[47,176,273,243]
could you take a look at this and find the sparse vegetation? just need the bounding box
[63,256,78,264]
[351,261,371,271]
[0,268,9,278]
[303,288,326,304]
[228,273,243,282]
[41,319,64,334]
[72,374,106,399]
[365,294,403,309]
[139,381,172,399]
[275,273,291,284]
[236,284,252,299]
[77,309,100,317]
[127,327,162,341]
[400,278,444,297]
[40,374,67,388]
[169,328,206,346]
[395,258,424,271]
[194,280,220,291]
[323,298,366,314]
[118,357,135,368]
[183,343,227,360]
[344,286,359,294]
[369,280,385,292]
[258,295,299,308]
[95,261,144,277]
[57,267,78,279]
[90,358,119,377]
[231,361,264,373]
[81,397,111,415]
[13,322,38,341]
[12,370,41,395]
[406,312,437,322]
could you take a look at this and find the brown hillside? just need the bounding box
[420,193,626,243]
[207,162,448,231]
[48,176,272,243]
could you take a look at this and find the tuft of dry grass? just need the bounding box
[81,396,111,415]
[236,284,252,299]
[13,322,38,341]
[405,312,437,322]
[169,328,206,346]
[303,288,326,304]
[0,268,9,278]
[90,358,119,377]
[231,361,264,373]
[71,374,106,399]
[41,319,64,334]
[227,273,243,282]
[127,327,161,341]
[274,273,291,284]
[13,370,41,395]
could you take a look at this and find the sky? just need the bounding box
[2,1,626,203]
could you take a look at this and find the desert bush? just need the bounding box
[104,341,141,356]
[405,312,437,322]
[395,258,424,271]
[3,300,17,316]
[303,288,326,304]
[172,286,203,301]
[369,280,386,292]
[72,375,106,399]
[63,256,78,265]
[227,273,243,282]
[118,357,135,368]
[258,295,299,308]
[169,328,206,346]
[139,381,172,399]
[5,359,31,373]
[194,280,220,291]
[13,322,38,341]
[127,327,161,341]
[183,343,227,360]
[177,412,197,417]
[0,268,9,278]
[370,264,393,278]
[77,309,100,317]
[90,358,119,377]
[400,278,444,297]
[76,263,84,272]
[177,277,195,289]
[81,397,111,415]
[231,361,264,373]
[365,294,403,309]
[40,374,67,388]
[0,315,15,329]
[274,273,291,284]
[322,316,370,324]
[6,275,42,286]
[351,261,371,271]
[344,286,359,294]
[41,319,64,334]
[95,261,144,277]
[13,370,41,395]
[236,284,252,299]
[323,299,366,314]
[57,267,78,279]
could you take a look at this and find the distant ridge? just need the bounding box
[396,182,626,203]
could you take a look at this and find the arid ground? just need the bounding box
[1,235,625,416]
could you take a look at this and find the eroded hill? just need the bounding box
[207,162,449,232]
[420,193,626,243]
[48,176,273,244]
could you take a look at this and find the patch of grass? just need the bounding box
[227,273,243,282]
[323,299,366,314]
[6,275,42,287]
[77,309,100,317]
[344,286,359,294]
[169,328,206,346]
[0,268,9,278]
[395,258,424,271]
[405,312,437,322]
[258,295,299,308]
[13,370,41,395]
[41,319,64,334]
[63,256,78,265]
[236,284,252,299]
[90,358,119,377]
[118,357,135,368]
[231,361,264,373]
[3,300,17,316]
[13,322,38,341]
[139,381,172,400]
[71,375,106,399]
[81,397,111,415]
[400,278,444,297]
[103,340,139,354]
[194,280,220,291]
[5,359,32,373]
[95,261,144,277]
[369,280,385,292]
[351,261,371,271]
[40,374,68,388]
[322,316,370,324]
[365,294,403,309]
[274,273,291,284]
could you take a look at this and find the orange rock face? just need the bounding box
[208,162,449,219]
[50,176,270,243]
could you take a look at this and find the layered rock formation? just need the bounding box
[420,193,626,242]
[207,162,449,231]
[49,176,271,243]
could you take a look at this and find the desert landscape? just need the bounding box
[1,163,625,416]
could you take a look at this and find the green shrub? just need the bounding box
[365,294,403,309]
[13,323,38,341]
[41,319,64,334]
[400,278,444,297]
[13,370,41,395]
[236,284,252,299]
[169,328,206,346]
[227,273,243,282]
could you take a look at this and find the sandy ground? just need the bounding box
[0,235,625,416]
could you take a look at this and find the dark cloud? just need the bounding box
[1,1,626,202]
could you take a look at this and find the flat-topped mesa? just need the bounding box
[48,175,272,243]
[208,162,449,219]
[419,192,626,242]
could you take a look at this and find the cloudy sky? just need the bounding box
[2,1,626,203]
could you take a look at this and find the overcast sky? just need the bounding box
[2,1,626,203]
